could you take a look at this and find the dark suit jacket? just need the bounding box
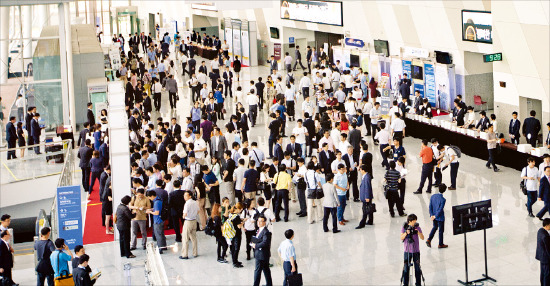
[99,172,109,202]
[226,121,239,133]
[240,114,249,131]
[361,152,373,177]
[171,124,182,136]
[286,143,302,159]
[222,159,236,182]
[360,172,373,201]
[342,154,356,172]
[536,228,550,263]
[198,65,208,74]
[319,150,335,173]
[413,96,422,113]
[78,128,89,147]
[253,228,272,261]
[169,189,185,216]
[539,176,550,203]
[210,135,228,159]
[306,49,312,61]
[268,59,278,71]
[31,118,41,139]
[268,164,279,178]
[455,108,466,126]
[78,146,93,168]
[157,142,168,166]
[72,266,95,286]
[273,143,284,163]
[509,119,521,136]
[476,117,489,131]
[87,109,95,126]
[303,119,315,140]
[523,117,542,137]
[0,239,13,270]
[348,128,361,152]
[128,117,139,133]
[25,112,34,133]
[6,122,16,143]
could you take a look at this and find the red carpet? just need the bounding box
[433,110,449,117]
[83,176,179,245]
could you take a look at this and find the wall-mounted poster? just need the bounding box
[462,10,492,44]
[424,63,436,107]
[225,28,233,58]
[241,30,250,66]
[233,28,242,60]
[281,0,343,26]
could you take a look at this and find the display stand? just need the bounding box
[452,200,497,286]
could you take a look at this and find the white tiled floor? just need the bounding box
[12,56,542,285]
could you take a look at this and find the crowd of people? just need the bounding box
[2,26,550,286]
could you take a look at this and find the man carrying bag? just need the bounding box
[35,227,56,286]
[49,238,74,286]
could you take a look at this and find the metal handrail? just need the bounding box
[0,138,72,152]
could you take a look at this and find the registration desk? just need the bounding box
[404,117,543,171]
[191,45,217,60]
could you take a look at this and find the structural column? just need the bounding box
[0,7,9,84]
[22,5,32,59]
[36,4,50,29]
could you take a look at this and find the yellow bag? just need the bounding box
[54,271,74,286]
[222,214,237,239]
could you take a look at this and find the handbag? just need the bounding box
[286,272,303,286]
[54,253,74,286]
[366,203,377,214]
[383,184,390,199]
[520,167,527,195]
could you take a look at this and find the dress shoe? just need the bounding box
[400,213,407,217]
[324,229,329,233]
[342,219,349,222]
[413,191,422,194]
[179,256,189,260]
[438,244,448,249]
[127,255,136,258]
[390,213,395,218]
[448,187,456,190]
[355,225,365,229]
[143,246,147,250]
[296,212,302,215]
[529,213,535,217]
[426,190,432,193]
[538,216,543,221]
[159,249,164,254]
[233,264,244,268]
[130,247,137,251]
[333,230,341,233]
[353,199,360,202]
[339,221,346,225]
[493,168,500,172]
[219,259,228,263]
[366,223,374,225]
[276,218,281,222]
[299,213,307,217]
[426,240,432,248]
[284,219,289,222]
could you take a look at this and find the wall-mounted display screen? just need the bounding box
[373,40,389,57]
[412,65,423,80]
[281,0,343,26]
[462,10,492,44]
[270,27,280,39]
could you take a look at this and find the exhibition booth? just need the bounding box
[223,18,257,67]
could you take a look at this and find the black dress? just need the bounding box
[17,128,25,147]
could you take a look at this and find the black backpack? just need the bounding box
[205,217,215,236]
[449,145,462,158]
[253,208,268,230]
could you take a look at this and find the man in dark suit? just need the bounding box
[87,103,95,126]
[303,113,315,157]
[0,230,15,285]
[361,143,374,179]
[170,118,181,136]
[198,61,208,74]
[292,45,305,71]
[348,122,362,162]
[78,122,90,147]
[267,55,278,75]
[210,127,228,162]
[523,110,542,147]
[286,136,302,160]
[128,111,140,133]
[239,108,249,142]
[508,112,521,145]
[356,165,374,228]
[72,254,95,286]
[251,216,272,286]
[537,218,550,286]
[169,181,185,242]
[475,111,490,131]
[399,73,412,104]
[31,113,42,154]
[5,117,17,160]
[453,99,466,127]
[342,146,359,201]
[25,106,35,150]
[226,115,240,133]
[273,136,284,163]
[78,139,93,194]
[413,91,422,114]
[538,167,550,220]
[319,143,335,175]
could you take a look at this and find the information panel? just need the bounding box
[462,10,492,44]
[281,0,343,26]
[57,185,83,249]
[424,63,436,107]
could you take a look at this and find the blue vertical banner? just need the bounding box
[57,186,83,249]
[414,82,425,98]
[402,60,411,78]
[424,63,436,106]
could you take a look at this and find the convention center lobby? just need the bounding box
[0,1,548,286]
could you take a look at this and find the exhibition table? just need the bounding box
[192,45,217,60]
[404,118,541,171]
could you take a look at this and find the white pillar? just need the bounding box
[37,4,50,29]
[22,5,32,59]
[58,3,70,126]
[64,2,76,132]
[0,7,9,84]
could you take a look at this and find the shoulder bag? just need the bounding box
[54,252,74,286]
[36,240,55,274]
[520,167,527,195]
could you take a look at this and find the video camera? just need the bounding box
[403,222,419,244]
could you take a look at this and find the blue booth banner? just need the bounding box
[57,185,83,249]
[414,82,425,98]
[402,60,411,78]
[345,38,365,48]
[424,63,436,107]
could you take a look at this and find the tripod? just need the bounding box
[400,237,426,286]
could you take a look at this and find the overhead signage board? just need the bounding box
[281,0,343,26]
[344,38,365,48]
[462,10,492,44]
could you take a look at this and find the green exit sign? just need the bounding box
[483,53,502,62]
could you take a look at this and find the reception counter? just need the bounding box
[404,118,542,171]
[191,45,217,60]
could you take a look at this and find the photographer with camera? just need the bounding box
[400,214,424,286]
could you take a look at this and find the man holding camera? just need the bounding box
[400,214,424,286]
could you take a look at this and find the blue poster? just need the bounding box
[57,186,83,249]
[414,82,425,98]
[424,63,436,106]
[402,60,411,78]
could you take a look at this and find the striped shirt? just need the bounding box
[384,169,401,191]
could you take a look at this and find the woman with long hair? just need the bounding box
[368,77,378,100]
[224,202,246,268]
[210,203,229,263]
[242,199,257,261]
[194,173,208,230]
[260,164,273,208]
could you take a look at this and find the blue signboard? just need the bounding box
[424,63,436,106]
[57,186,83,249]
[414,82,425,98]
[344,38,365,48]
[289,37,295,44]
[402,60,411,78]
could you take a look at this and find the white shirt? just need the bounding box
[284,55,292,65]
[522,166,539,191]
[246,93,259,105]
[284,86,296,101]
[292,126,307,144]
[235,90,244,104]
[256,206,275,230]
[331,159,345,173]
[210,60,219,70]
[445,147,459,163]
[331,71,340,82]
[352,89,363,101]
[330,129,341,146]
[391,118,406,132]
[389,106,399,121]
[242,208,257,231]
[15,97,25,108]
[194,138,207,159]
[197,72,207,85]
[345,101,356,115]
[183,199,199,220]
[374,129,391,145]
[299,76,310,89]
[338,140,352,154]
[182,175,193,191]
[302,100,313,116]
[466,112,476,125]
[539,163,550,178]
[233,166,246,190]
[370,108,380,124]
[322,77,331,90]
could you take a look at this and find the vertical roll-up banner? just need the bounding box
[225,27,233,58]
[241,30,250,66]
[424,63,436,107]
